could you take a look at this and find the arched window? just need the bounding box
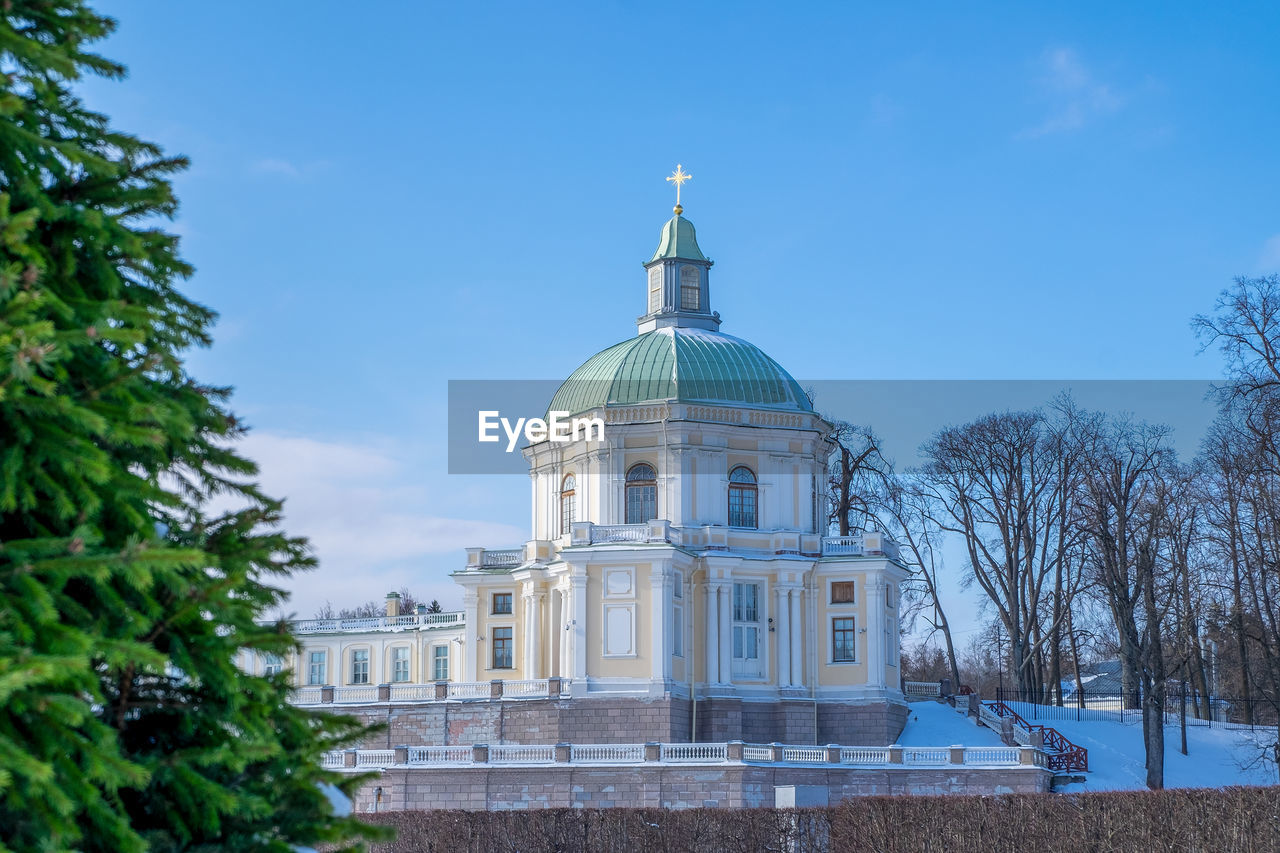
[560,473,577,536]
[625,463,657,524]
[680,266,700,310]
[728,466,758,528]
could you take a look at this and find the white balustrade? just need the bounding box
[570,744,645,763]
[388,684,435,701]
[490,744,556,763]
[289,611,463,634]
[447,682,492,700]
[332,686,379,704]
[291,687,323,705]
[781,746,829,763]
[902,747,950,765]
[321,752,344,768]
[963,747,1021,765]
[503,679,549,698]
[660,743,728,762]
[480,548,523,567]
[840,747,891,764]
[742,745,775,762]
[590,524,650,543]
[355,749,395,767]
[904,681,942,698]
[407,746,472,765]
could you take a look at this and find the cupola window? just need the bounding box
[625,463,657,524]
[728,466,758,529]
[680,266,701,310]
[560,473,577,537]
[647,266,663,313]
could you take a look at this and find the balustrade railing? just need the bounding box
[332,686,379,704]
[570,744,645,763]
[290,611,463,634]
[325,740,1048,772]
[446,681,492,700]
[660,743,728,762]
[490,744,556,763]
[590,524,650,543]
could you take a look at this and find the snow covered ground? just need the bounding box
[897,700,1279,791]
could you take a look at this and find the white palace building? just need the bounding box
[248,180,914,750]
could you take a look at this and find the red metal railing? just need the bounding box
[985,701,1089,773]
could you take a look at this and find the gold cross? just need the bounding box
[666,164,692,211]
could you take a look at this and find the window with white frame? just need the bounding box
[680,265,700,310]
[832,617,856,662]
[647,266,663,313]
[727,466,758,528]
[350,648,370,684]
[625,463,657,524]
[433,645,449,681]
[392,646,410,682]
[307,650,326,685]
[262,653,283,676]
[731,582,762,678]
[492,627,513,669]
[673,603,684,657]
[560,473,576,537]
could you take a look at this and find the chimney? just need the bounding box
[385,591,401,618]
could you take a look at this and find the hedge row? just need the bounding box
[353,786,1280,853]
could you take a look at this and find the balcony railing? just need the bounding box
[290,611,463,634]
[323,741,1040,770]
[289,677,574,705]
[821,531,901,560]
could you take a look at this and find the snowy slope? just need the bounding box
[897,700,1279,791]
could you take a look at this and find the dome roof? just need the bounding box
[548,327,812,417]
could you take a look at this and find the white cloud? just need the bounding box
[249,158,333,180]
[1018,48,1124,139]
[251,157,302,178]
[223,432,525,618]
[1258,234,1280,272]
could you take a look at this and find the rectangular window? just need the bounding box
[673,603,684,657]
[350,649,370,684]
[392,647,410,682]
[673,569,683,599]
[560,490,575,537]
[433,645,450,681]
[625,484,656,524]
[648,266,663,313]
[680,266,700,310]
[831,581,856,604]
[832,617,856,662]
[262,653,283,676]
[728,485,757,528]
[492,627,513,669]
[492,592,513,615]
[308,651,326,685]
[731,582,762,678]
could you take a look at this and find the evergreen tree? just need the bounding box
[0,3,384,850]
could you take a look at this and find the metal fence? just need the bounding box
[989,688,1279,730]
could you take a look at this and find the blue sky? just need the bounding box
[86,2,1280,622]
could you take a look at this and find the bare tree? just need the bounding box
[825,420,890,535]
[918,410,1079,700]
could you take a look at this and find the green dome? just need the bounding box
[548,327,812,417]
[648,213,708,263]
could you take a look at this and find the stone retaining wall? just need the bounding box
[351,763,1051,812]
[331,696,906,749]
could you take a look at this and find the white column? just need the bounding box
[462,590,478,682]
[704,582,719,685]
[718,584,733,687]
[789,587,803,689]
[650,568,668,691]
[776,586,791,687]
[532,593,544,679]
[522,593,534,675]
[866,574,886,689]
[570,572,588,690]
